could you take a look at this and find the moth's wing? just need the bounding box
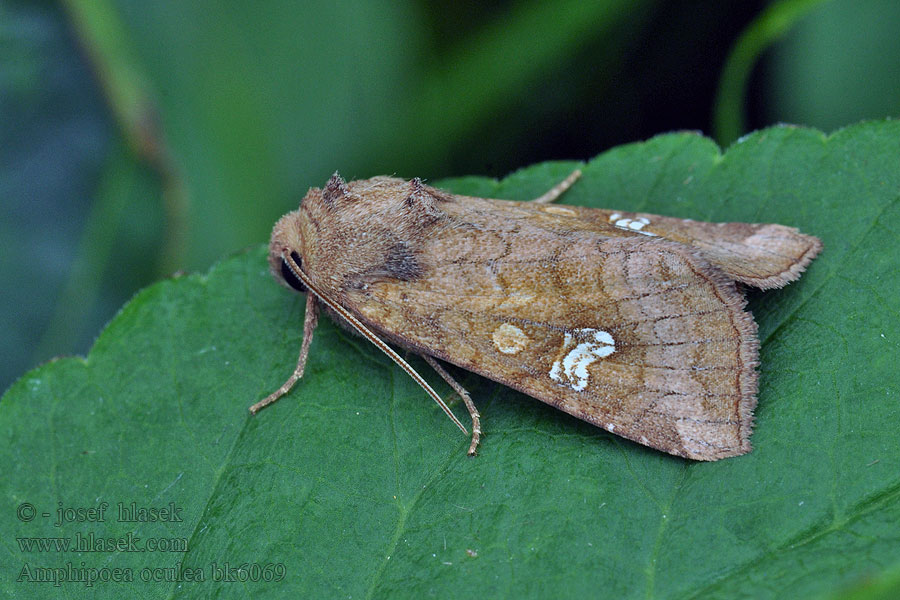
[510,200,822,290]
[348,233,758,461]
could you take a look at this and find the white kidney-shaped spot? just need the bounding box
[492,323,529,355]
[549,328,616,391]
[609,214,657,236]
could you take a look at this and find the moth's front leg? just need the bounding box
[249,294,320,414]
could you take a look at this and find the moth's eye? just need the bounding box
[280,253,307,292]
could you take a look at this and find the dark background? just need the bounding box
[3,0,899,391]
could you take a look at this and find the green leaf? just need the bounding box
[3,121,899,598]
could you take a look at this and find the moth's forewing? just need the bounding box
[335,190,758,460]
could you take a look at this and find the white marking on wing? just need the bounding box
[549,328,616,391]
[610,215,657,236]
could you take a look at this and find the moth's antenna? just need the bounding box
[278,252,468,436]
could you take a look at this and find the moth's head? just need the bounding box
[267,172,358,294]
[269,171,447,295]
[268,208,308,293]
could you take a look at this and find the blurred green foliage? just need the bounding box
[1,0,899,391]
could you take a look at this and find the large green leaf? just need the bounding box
[3,122,899,598]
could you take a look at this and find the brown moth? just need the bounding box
[251,170,821,461]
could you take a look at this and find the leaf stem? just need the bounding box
[713,0,831,147]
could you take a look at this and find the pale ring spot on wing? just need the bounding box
[549,328,616,392]
[493,323,529,355]
[541,205,578,217]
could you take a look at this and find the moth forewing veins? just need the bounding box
[353,228,759,460]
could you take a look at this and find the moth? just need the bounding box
[251,170,821,461]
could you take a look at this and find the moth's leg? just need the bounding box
[529,169,582,204]
[422,355,482,456]
[249,294,320,414]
